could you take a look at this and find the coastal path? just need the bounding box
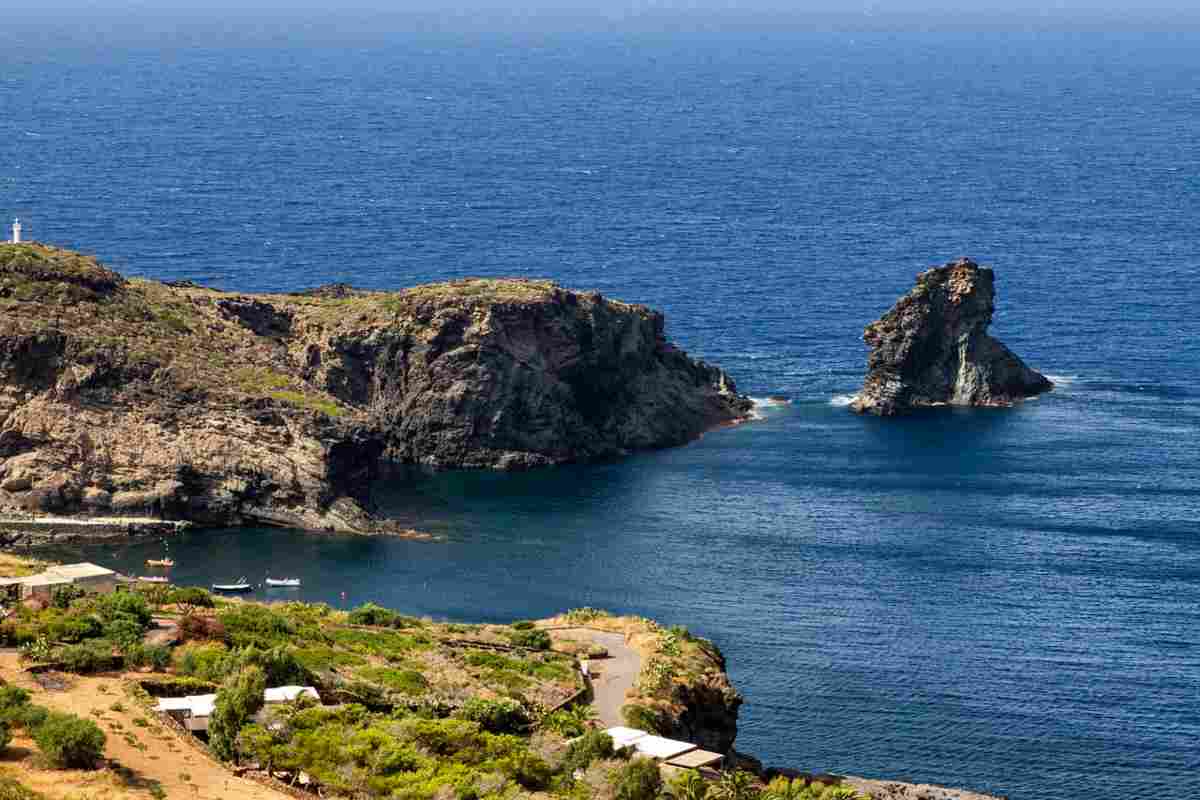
[549,627,640,729]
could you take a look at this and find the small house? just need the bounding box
[602,727,724,772]
[157,686,320,732]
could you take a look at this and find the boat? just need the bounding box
[137,576,169,583]
[264,577,301,588]
[145,558,175,568]
[212,578,253,592]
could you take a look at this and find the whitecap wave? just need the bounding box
[1044,374,1078,388]
[829,394,858,407]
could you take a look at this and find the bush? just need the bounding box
[500,750,552,789]
[455,697,529,734]
[91,592,151,627]
[0,685,31,725]
[0,720,11,751]
[621,704,667,735]
[208,665,267,762]
[218,604,295,648]
[127,644,171,671]
[505,628,551,651]
[179,614,226,642]
[563,729,615,773]
[510,620,535,631]
[0,774,45,800]
[57,640,119,673]
[31,711,107,769]
[50,585,87,610]
[17,705,49,731]
[613,757,663,800]
[347,602,422,629]
[169,587,214,614]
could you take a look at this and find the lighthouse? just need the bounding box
[9,219,21,244]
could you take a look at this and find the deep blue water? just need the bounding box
[4,29,1200,800]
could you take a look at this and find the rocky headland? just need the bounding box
[852,258,1052,416]
[0,243,752,533]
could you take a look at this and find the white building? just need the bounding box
[8,219,21,244]
[602,727,724,771]
[157,686,320,732]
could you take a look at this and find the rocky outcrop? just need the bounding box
[852,258,1052,415]
[0,244,751,532]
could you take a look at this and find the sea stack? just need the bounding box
[851,258,1052,416]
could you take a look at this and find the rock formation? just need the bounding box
[852,258,1052,415]
[0,244,752,532]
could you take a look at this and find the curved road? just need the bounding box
[551,627,641,728]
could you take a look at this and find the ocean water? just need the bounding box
[4,29,1200,800]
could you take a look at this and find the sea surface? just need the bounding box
[4,29,1200,800]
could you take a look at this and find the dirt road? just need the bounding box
[0,652,290,800]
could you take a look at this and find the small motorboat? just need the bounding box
[146,558,175,568]
[138,576,169,584]
[264,577,301,588]
[212,578,253,592]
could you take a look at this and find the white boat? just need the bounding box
[138,576,169,584]
[212,577,253,592]
[264,577,301,588]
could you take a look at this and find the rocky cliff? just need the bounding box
[852,258,1052,416]
[0,244,752,532]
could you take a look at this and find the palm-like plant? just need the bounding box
[666,769,709,800]
[708,769,759,800]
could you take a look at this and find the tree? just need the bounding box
[31,711,106,769]
[613,757,663,800]
[563,729,616,773]
[170,587,215,617]
[208,665,267,762]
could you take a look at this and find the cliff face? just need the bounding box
[0,244,751,531]
[852,258,1053,416]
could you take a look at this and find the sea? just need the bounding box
[2,26,1199,800]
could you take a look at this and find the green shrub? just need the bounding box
[562,729,615,773]
[18,705,49,731]
[0,685,31,725]
[0,720,11,751]
[50,585,87,610]
[505,628,551,651]
[30,711,107,769]
[500,750,552,789]
[708,770,758,800]
[208,665,267,762]
[613,757,662,800]
[103,616,145,648]
[45,613,103,643]
[57,640,119,673]
[347,602,422,629]
[621,703,667,735]
[668,769,709,800]
[0,774,46,799]
[169,587,214,614]
[91,592,151,627]
[218,604,296,648]
[510,620,535,631]
[360,667,429,695]
[175,642,234,682]
[455,697,529,734]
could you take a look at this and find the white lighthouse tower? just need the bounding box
[9,219,21,244]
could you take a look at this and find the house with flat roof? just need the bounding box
[157,686,320,732]
[0,563,120,602]
[602,727,724,771]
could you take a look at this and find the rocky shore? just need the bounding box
[0,243,752,534]
[852,258,1052,416]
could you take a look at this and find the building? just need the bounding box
[602,727,724,772]
[0,562,120,602]
[157,686,320,732]
[8,218,20,244]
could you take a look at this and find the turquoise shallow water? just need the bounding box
[5,29,1200,800]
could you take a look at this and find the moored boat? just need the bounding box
[212,577,253,592]
[138,575,169,583]
[264,577,301,587]
[146,558,175,567]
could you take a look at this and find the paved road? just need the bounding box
[551,627,641,728]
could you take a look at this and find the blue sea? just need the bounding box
[3,28,1200,800]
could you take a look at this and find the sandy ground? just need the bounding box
[0,651,289,800]
[549,627,640,728]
